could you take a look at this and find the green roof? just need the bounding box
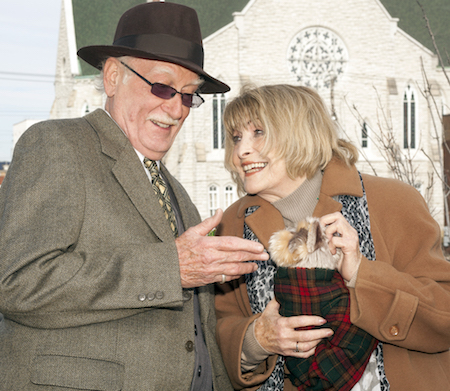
[73,0,144,75]
[382,0,450,59]
[73,0,450,76]
[165,0,249,37]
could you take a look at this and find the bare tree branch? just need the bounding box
[417,1,450,83]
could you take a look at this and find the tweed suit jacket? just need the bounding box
[0,109,232,390]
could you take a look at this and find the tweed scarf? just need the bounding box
[244,172,390,391]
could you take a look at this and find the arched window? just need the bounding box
[403,85,416,149]
[81,102,90,116]
[361,122,369,149]
[212,93,226,149]
[208,185,218,216]
[224,185,235,208]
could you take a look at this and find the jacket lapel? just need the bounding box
[313,158,363,217]
[84,109,174,242]
[245,201,285,250]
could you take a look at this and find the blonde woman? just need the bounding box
[215,84,450,391]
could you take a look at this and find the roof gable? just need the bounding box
[72,0,449,76]
[166,0,249,37]
[382,0,450,60]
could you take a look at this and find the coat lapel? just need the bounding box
[313,158,363,217]
[84,110,174,242]
[245,201,284,250]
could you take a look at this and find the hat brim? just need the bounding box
[77,45,230,94]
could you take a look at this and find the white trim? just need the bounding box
[240,0,257,14]
[64,0,79,75]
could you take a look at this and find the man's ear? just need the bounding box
[103,58,120,97]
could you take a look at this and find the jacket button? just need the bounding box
[155,291,164,300]
[147,292,155,301]
[138,294,146,302]
[389,325,399,336]
[185,340,194,352]
[183,291,192,301]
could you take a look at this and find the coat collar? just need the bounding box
[313,157,363,217]
[218,158,363,250]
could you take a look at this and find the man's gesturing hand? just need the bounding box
[176,209,269,288]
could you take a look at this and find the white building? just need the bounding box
[47,0,450,225]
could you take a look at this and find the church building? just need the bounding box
[48,0,450,226]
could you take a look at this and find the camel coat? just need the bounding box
[0,109,232,390]
[215,159,450,391]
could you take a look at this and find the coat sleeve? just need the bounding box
[215,207,279,390]
[0,122,184,329]
[349,175,450,353]
[215,279,279,390]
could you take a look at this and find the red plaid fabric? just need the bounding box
[274,267,377,391]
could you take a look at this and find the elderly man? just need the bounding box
[0,3,268,390]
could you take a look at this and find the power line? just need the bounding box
[0,110,50,113]
[0,70,56,84]
[0,71,55,78]
[0,114,49,118]
[0,77,54,84]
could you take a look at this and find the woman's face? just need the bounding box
[232,122,306,202]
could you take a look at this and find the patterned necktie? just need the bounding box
[144,158,178,237]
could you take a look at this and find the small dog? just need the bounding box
[268,216,342,269]
[268,217,377,391]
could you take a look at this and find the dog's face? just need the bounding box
[268,217,341,269]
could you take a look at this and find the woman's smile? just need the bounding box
[242,162,268,175]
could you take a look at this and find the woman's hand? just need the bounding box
[254,299,333,358]
[320,212,361,282]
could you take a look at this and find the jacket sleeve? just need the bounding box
[349,175,450,353]
[0,122,184,329]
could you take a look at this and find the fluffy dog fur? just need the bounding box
[269,217,342,269]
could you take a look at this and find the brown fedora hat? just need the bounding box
[77,2,229,94]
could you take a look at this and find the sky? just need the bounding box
[0,1,61,162]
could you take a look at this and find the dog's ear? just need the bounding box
[288,227,308,253]
[307,219,325,253]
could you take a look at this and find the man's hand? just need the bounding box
[176,209,269,288]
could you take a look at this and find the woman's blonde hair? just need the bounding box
[223,84,358,192]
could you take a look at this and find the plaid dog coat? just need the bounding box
[274,267,378,391]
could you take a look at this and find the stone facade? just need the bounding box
[49,0,450,226]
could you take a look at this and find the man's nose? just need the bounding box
[161,93,184,119]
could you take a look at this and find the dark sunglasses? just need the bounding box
[120,61,204,108]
